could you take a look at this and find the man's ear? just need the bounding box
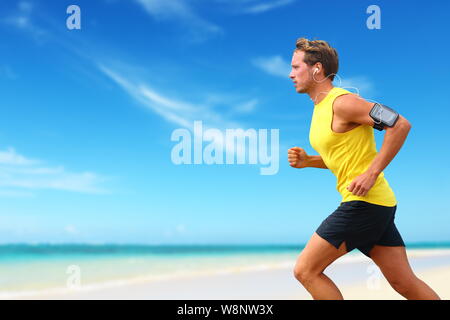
[314,62,323,73]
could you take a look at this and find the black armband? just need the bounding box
[369,103,399,131]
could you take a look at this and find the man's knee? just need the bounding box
[388,276,418,296]
[293,262,320,285]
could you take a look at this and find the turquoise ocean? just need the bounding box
[1,242,450,297]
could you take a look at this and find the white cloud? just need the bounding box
[337,76,375,97]
[135,0,222,41]
[97,64,261,161]
[242,0,295,14]
[18,1,33,13]
[252,55,291,78]
[0,190,34,198]
[0,147,37,165]
[0,147,108,195]
[5,1,33,28]
[136,0,192,19]
[233,99,258,114]
[215,0,296,14]
[3,1,47,41]
[98,64,246,130]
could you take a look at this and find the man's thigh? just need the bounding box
[295,232,349,274]
[369,245,416,282]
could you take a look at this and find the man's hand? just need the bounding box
[288,147,310,168]
[347,171,379,197]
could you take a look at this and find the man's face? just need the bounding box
[289,50,313,93]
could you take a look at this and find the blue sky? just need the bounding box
[0,0,449,244]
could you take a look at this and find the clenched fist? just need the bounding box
[288,147,310,168]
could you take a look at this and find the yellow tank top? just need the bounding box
[309,87,397,207]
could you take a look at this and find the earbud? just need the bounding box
[313,67,319,75]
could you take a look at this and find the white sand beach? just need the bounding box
[342,265,450,300]
[9,249,450,300]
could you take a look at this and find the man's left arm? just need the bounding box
[365,115,411,176]
[333,94,412,197]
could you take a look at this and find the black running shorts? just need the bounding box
[315,200,405,258]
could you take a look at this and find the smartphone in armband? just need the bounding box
[369,103,399,131]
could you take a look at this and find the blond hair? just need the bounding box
[295,38,339,81]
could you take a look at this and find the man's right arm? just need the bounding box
[288,147,328,169]
[306,155,328,169]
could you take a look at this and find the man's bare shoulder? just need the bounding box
[333,93,376,126]
[333,93,373,113]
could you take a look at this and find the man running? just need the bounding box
[288,37,440,300]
